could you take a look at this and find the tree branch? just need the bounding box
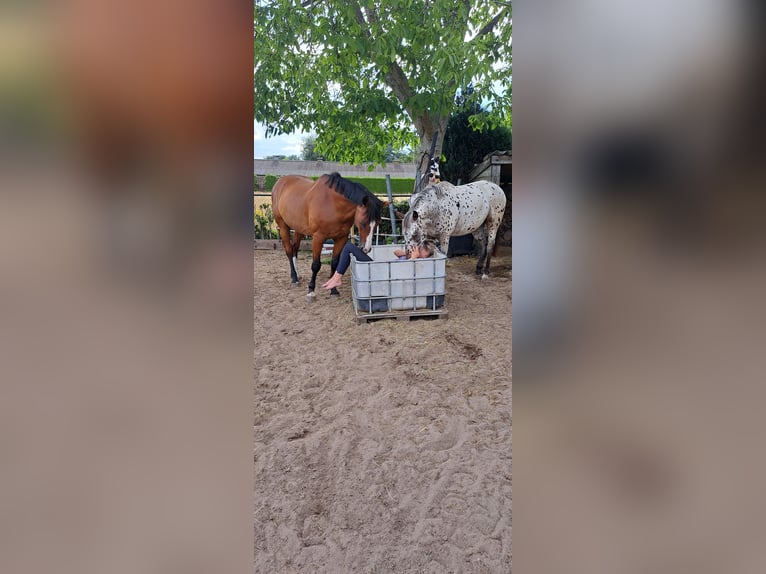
[471,7,508,42]
[385,63,413,106]
[349,3,412,106]
[364,5,378,26]
[352,4,369,29]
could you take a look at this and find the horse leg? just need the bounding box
[307,237,323,298]
[328,237,348,296]
[435,233,450,256]
[473,226,488,276]
[483,224,500,278]
[291,232,304,281]
[278,225,300,284]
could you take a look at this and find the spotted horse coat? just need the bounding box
[403,180,507,278]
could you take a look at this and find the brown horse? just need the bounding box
[271,173,386,297]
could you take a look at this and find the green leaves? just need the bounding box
[254,0,512,160]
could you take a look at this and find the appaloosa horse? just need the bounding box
[272,173,386,297]
[403,180,506,278]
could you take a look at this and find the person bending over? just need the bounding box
[322,241,434,291]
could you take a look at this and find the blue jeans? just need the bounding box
[336,242,372,275]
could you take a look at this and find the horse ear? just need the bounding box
[381,200,390,208]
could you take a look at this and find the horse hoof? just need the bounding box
[306,291,316,301]
[481,273,489,280]
[330,288,340,296]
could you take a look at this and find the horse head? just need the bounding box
[354,195,388,253]
[325,173,388,254]
[403,188,438,252]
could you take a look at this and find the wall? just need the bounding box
[254,159,418,178]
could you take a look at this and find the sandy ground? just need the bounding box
[254,245,512,573]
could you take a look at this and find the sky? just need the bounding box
[253,121,313,159]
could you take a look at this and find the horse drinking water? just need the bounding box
[271,173,386,297]
[403,180,507,278]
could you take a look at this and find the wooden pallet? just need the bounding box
[355,308,448,324]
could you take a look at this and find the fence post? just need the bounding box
[385,174,397,244]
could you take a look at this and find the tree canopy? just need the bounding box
[254,0,511,169]
[301,136,322,160]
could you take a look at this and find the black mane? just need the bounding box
[325,172,384,223]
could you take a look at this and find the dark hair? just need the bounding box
[325,172,384,224]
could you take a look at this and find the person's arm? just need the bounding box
[393,248,407,257]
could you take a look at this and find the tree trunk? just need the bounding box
[381,58,450,182]
[413,112,449,182]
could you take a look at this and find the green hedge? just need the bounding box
[337,177,415,194]
[256,174,414,194]
[264,175,279,191]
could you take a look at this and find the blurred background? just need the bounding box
[514,0,766,572]
[0,2,253,573]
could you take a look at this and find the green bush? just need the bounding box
[254,204,279,239]
[442,106,512,186]
[264,175,279,191]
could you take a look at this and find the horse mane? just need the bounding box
[432,182,450,199]
[409,191,425,211]
[417,181,450,203]
[325,172,384,223]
